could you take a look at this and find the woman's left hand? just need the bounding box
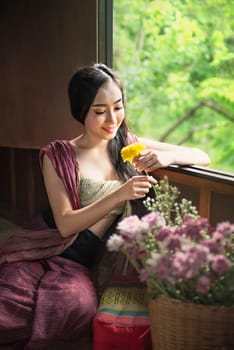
[133,149,173,172]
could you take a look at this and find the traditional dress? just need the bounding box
[0,140,98,349]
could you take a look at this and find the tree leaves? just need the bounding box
[113,0,234,172]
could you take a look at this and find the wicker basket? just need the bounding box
[149,294,234,350]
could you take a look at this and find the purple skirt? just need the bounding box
[0,256,97,349]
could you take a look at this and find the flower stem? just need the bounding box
[145,171,158,197]
[125,252,141,273]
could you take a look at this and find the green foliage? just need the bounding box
[113,0,234,172]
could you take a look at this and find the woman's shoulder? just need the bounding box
[39,139,77,168]
[39,139,80,209]
[40,139,77,155]
[41,139,71,150]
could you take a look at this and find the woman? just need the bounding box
[0,63,210,349]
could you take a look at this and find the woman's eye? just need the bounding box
[95,110,105,115]
[94,106,123,115]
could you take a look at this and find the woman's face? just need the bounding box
[84,80,125,142]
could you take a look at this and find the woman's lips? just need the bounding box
[102,127,116,134]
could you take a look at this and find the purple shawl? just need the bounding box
[0,135,138,265]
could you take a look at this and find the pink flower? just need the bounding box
[184,265,200,279]
[155,255,172,282]
[183,216,208,230]
[183,255,200,279]
[182,244,209,265]
[193,244,210,265]
[196,275,212,294]
[171,252,187,277]
[174,226,186,236]
[212,231,224,243]
[202,238,221,254]
[107,234,124,251]
[156,227,173,242]
[216,221,234,237]
[210,255,232,274]
[183,217,203,241]
[197,217,209,230]
[117,215,148,242]
[141,212,165,230]
[166,234,181,251]
[172,245,209,280]
[117,215,141,234]
[139,266,155,282]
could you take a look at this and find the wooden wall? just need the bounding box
[0,148,46,224]
[0,0,99,224]
[0,0,98,148]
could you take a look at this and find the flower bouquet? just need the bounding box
[107,175,234,306]
[107,143,234,349]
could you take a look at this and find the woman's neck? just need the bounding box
[72,133,109,151]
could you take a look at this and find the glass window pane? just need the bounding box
[113,0,234,173]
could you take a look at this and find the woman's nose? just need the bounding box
[106,109,116,123]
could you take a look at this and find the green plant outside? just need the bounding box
[113,0,234,173]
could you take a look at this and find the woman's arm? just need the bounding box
[135,137,211,172]
[42,154,157,238]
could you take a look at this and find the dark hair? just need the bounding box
[68,63,138,181]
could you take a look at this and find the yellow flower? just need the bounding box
[121,143,146,164]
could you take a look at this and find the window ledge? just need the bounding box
[165,165,234,186]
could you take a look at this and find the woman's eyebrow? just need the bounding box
[92,98,122,107]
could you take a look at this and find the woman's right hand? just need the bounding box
[117,175,157,201]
